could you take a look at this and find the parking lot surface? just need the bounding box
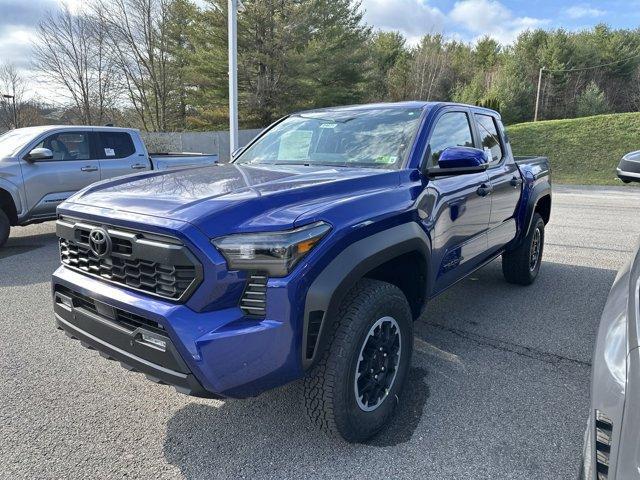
[1,185,639,479]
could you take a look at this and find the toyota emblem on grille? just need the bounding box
[88,227,112,258]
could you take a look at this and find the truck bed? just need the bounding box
[514,155,550,180]
[149,152,218,170]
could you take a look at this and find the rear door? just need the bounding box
[22,130,100,219]
[474,113,520,251]
[95,130,150,179]
[421,108,492,294]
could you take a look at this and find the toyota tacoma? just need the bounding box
[52,102,551,442]
[0,125,217,247]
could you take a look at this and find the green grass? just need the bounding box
[508,112,640,185]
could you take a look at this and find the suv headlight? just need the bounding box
[212,222,331,277]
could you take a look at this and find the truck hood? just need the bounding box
[66,163,400,236]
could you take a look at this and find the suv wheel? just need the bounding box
[303,279,413,442]
[0,210,9,248]
[502,212,545,285]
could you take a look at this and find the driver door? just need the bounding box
[420,109,492,295]
[22,131,100,219]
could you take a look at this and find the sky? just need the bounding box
[0,0,638,97]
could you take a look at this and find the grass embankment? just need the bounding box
[508,112,640,185]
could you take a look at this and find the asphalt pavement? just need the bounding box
[1,185,639,479]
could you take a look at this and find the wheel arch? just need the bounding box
[302,222,431,370]
[0,187,18,226]
[509,181,552,252]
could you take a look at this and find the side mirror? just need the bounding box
[427,146,488,177]
[25,147,53,162]
[617,151,640,183]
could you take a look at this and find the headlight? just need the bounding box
[212,222,331,277]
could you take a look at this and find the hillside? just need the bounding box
[508,112,640,185]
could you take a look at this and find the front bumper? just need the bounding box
[618,155,640,182]
[53,289,214,397]
[52,266,301,398]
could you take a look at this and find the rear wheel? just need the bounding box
[303,279,413,443]
[0,210,9,248]
[502,213,545,285]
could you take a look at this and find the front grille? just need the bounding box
[240,273,268,316]
[595,410,613,479]
[57,286,167,337]
[57,218,201,301]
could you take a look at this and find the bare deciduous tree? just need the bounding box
[94,0,177,131]
[32,3,118,124]
[0,63,28,129]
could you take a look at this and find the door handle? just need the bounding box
[131,163,147,170]
[81,166,98,172]
[476,184,493,197]
[510,176,523,187]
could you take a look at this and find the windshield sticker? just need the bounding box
[319,123,337,129]
[278,130,313,160]
[104,148,115,157]
[375,155,398,164]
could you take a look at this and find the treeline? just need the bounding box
[9,0,640,131]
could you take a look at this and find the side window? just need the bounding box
[426,112,474,166]
[98,132,136,159]
[474,114,504,164]
[35,132,91,161]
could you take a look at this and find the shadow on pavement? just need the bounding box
[162,259,615,479]
[366,367,430,447]
[0,232,59,285]
[163,367,430,477]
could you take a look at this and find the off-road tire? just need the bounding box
[502,212,545,285]
[303,278,413,443]
[0,210,9,248]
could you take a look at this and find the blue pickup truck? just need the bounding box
[52,102,551,442]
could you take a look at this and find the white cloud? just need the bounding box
[0,26,35,69]
[361,0,446,44]
[449,0,549,44]
[564,5,607,19]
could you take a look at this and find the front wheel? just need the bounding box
[0,210,9,248]
[502,212,545,285]
[303,279,413,443]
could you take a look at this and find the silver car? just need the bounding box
[581,208,640,476]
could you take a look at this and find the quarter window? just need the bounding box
[98,132,136,159]
[426,112,474,166]
[475,114,504,164]
[35,132,91,161]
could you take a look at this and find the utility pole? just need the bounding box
[228,0,239,159]
[2,94,17,129]
[534,67,545,122]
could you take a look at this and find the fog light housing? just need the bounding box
[140,333,167,351]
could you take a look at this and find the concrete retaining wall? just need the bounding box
[140,129,263,162]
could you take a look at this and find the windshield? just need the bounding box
[235,107,424,169]
[0,129,39,158]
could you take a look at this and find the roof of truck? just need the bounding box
[295,101,500,116]
[8,125,139,135]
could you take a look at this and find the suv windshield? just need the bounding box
[235,107,423,169]
[0,129,39,158]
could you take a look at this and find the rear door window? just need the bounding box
[97,132,136,159]
[474,114,504,165]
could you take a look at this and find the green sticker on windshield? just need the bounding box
[375,155,398,164]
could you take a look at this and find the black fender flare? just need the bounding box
[301,222,432,370]
[510,179,551,251]
[0,186,19,225]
